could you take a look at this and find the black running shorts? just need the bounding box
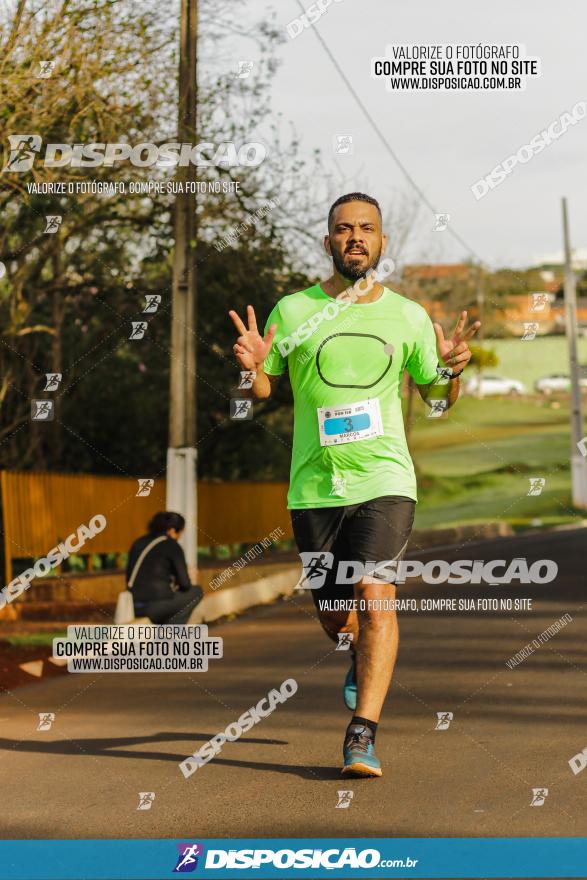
[290,495,415,607]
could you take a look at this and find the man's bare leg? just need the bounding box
[353,579,398,722]
[313,580,399,777]
[337,578,398,778]
[315,607,359,646]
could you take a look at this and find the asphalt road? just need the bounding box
[0,528,585,841]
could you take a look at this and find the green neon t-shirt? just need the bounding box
[263,284,439,508]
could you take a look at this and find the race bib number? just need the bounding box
[317,398,383,447]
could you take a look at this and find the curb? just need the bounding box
[189,568,298,624]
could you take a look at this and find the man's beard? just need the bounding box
[332,244,382,282]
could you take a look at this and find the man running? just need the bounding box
[229,192,479,778]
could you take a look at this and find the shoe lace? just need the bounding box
[346,729,372,754]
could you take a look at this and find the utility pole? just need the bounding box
[475,263,485,399]
[561,197,587,509]
[167,0,198,569]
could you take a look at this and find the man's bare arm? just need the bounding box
[416,375,460,409]
[238,370,281,401]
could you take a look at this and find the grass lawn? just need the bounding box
[4,632,67,647]
[488,336,587,391]
[408,394,584,531]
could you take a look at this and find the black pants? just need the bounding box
[136,585,204,625]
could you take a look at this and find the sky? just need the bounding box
[223,0,587,271]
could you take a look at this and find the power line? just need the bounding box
[291,0,490,267]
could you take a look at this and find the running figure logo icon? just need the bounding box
[330,474,347,497]
[44,373,62,391]
[37,60,56,78]
[137,792,155,811]
[527,477,545,496]
[143,295,161,313]
[238,370,256,390]
[130,321,148,340]
[435,365,453,384]
[31,400,54,421]
[333,135,353,155]
[530,292,549,312]
[1,134,42,172]
[44,215,62,233]
[428,399,448,419]
[435,711,453,731]
[230,399,253,420]
[530,788,548,806]
[136,478,155,497]
[37,712,55,731]
[236,60,254,78]
[335,790,354,809]
[298,551,334,589]
[432,213,450,232]
[173,843,204,872]
[336,633,354,651]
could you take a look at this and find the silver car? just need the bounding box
[465,375,526,396]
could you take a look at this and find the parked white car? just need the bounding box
[464,375,526,396]
[535,374,587,394]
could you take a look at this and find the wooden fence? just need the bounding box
[0,471,291,583]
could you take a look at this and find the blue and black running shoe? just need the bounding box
[342,724,382,778]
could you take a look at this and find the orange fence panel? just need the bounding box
[0,471,291,583]
[197,481,290,546]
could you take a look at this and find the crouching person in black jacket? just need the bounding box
[126,511,203,624]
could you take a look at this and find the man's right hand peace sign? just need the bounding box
[228,305,276,371]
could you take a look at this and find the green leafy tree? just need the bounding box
[0,0,329,477]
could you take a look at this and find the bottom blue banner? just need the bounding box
[0,838,586,879]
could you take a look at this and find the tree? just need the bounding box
[0,0,330,477]
[468,344,498,371]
